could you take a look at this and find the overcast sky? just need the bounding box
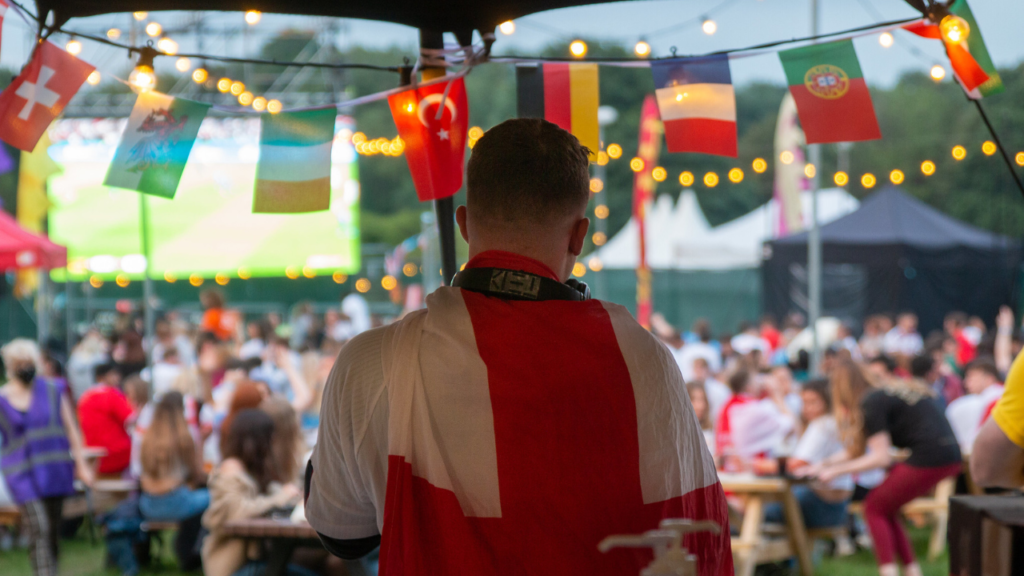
[3,0,1022,88]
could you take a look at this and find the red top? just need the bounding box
[954,330,977,367]
[77,385,134,474]
[714,394,754,458]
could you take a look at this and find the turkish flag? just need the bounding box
[388,77,468,202]
[0,41,94,151]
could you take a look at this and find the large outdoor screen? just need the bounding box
[46,116,360,280]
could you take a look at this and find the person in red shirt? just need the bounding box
[715,370,760,467]
[945,311,977,368]
[200,290,236,342]
[77,363,134,475]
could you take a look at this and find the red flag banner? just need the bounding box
[633,95,662,330]
[0,41,94,151]
[903,20,989,93]
[388,78,468,202]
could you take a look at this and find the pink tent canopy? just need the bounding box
[0,210,67,270]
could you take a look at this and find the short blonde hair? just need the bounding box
[1,338,42,381]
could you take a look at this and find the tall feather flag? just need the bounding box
[633,96,662,330]
[104,92,210,199]
[651,54,737,157]
[516,63,599,160]
[253,108,336,213]
[903,0,1002,98]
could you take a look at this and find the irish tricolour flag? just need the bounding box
[779,40,881,145]
[104,92,210,199]
[651,54,736,157]
[253,108,336,214]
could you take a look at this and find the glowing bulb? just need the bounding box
[133,11,148,21]
[879,32,894,48]
[780,150,795,165]
[572,262,586,277]
[630,157,645,172]
[834,171,849,186]
[217,78,232,92]
[939,14,970,44]
[679,171,694,186]
[728,168,744,183]
[921,160,936,175]
[634,40,651,57]
[597,151,609,166]
[129,65,157,93]
[116,274,130,288]
[652,167,667,182]
[267,99,283,114]
[189,274,203,286]
[381,275,398,290]
[468,126,484,140]
[595,205,609,219]
[499,21,515,35]
[107,28,121,40]
[215,273,229,286]
[164,271,177,283]
[569,40,587,58]
[175,57,191,72]
[588,257,603,272]
[889,169,905,184]
[1016,152,1024,167]
[607,144,622,159]
[592,232,607,246]
[702,18,717,35]
[238,267,251,280]
[303,266,317,278]
[403,263,418,277]
[192,68,208,83]
[352,132,367,144]
[930,65,946,81]
[804,163,816,178]
[86,70,101,85]
[752,158,767,173]
[285,266,300,279]
[145,22,162,37]
[861,173,877,188]
[704,172,719,187]
[89,275,103,288]
[589,178,604,193]
[65,39,82,55]
[982,141,997,156]
[238,91,254,106]
[157,38,178,55]
[252,96,267,111]
[229,81,245,96]
[952,145,967,160]
[355,278,371,293]
[245,10,262,25]
[332,271,348,284]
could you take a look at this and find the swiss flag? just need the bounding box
[388,77,468,202]
[0,41,94,151]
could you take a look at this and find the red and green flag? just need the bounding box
[779,39,881,145]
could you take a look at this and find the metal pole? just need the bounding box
[808,0,823,374]
[594,127,607,300]
[140,195,155,365]
[37,272,49,346]
[65,279,73,354]
[419,29,458,286]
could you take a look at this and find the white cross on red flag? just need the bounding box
[0,41,94,151]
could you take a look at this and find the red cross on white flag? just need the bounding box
[0,40,94,151]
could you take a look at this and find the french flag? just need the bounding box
[651,54,737,157]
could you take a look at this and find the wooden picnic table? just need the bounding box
[719,472,813,576]
[222,517,323,576]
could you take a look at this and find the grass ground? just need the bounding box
[0,526,947,576]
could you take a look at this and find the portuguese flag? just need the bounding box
[779,40,881,145]
[516,63,599,160]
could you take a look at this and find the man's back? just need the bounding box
[78,384,133,474]
[308,260,730,575]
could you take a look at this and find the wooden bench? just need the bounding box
[0,505,20,527]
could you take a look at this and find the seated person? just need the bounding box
[768,380,853,529]
[691,357,731,426]
[78,363,134,476]
[685,381,715,452]
[202,409,303,576]
[946,357,1004,454]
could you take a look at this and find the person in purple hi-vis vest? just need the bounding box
[0,339,93,576]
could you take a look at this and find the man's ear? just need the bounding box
[456,205,470,243]
[568,217,590,256]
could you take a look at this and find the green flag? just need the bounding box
[104,92,210,199]
[951,0,1003,98]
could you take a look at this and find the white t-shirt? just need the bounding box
[793,416,854,491]
[946,384,1004,454]
[675,342,722,381]
[730,333,770,356]
[882,328,923,357]
[703,378,732,426]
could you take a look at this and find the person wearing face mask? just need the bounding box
[0,339,93,576]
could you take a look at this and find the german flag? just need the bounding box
[516,63,599,160]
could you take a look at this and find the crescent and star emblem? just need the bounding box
[417,93,458,141]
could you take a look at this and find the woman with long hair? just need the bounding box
[259,397,306,485]
[201,409,303,576]
[685,381,714,451]
[139,392,208,520]
[803,359,961,576]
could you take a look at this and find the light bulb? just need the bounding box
[133,11,147,21]
[65,39,82,55]
[890,169,904,184]
[267,99,283,114]
[86,70,101,85]
[192,68,208,83]
[175,57,191,72]
[145,22,162,37]
[879,32,894,48]
[107,28,121,40]
[834,171,849,186]
[634,40,651,57]
[921,160,936,175]
[499,21,515,35]
[157,38,178,55]
[129,65,157,93]
[728,168,744,183]
[230,81,245,96]
[704,172,719,187]
[217,78,232,92]
[930,65,946,81]
[245,10,262,25]
[252,97,267,111]
[569,40,587,58]
[939,14,969,44]
[702,19,717,35]
[780,150,795,165]
[752,158,767,173]
[238,91,254,106]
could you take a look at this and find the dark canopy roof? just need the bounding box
[38,0,624,34]
[774,186,1015,250]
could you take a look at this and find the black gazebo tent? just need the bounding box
[763,186,1022,335]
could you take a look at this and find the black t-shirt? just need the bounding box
[861,387,962,468]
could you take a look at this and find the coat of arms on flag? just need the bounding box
[105,92,210,199]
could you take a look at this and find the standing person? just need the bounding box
[202,409,303,576]
[677,321,723,381]
[66,329,109,399]
[78,363,134,476]
[0,339,93,576]
[945,311,977,368]
[200,290,237,342]
[883,313,924,358]
[305,119,731,575]
[804,360,961,576]
[239,320,272,361]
